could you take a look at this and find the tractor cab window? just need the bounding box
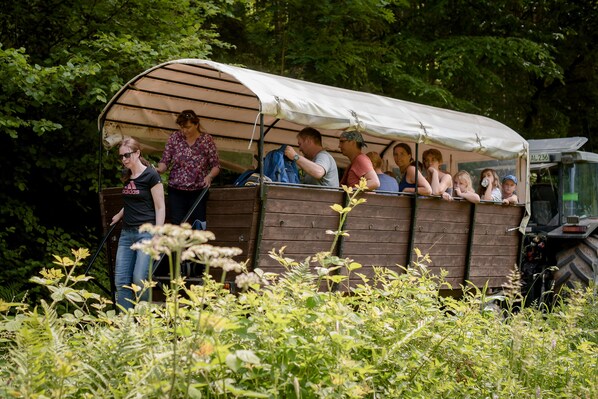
[530,164,559,227]
[561,162,598,219]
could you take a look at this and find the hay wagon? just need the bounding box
[96,59,528,294]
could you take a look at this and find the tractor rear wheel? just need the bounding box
[553,234,598,293]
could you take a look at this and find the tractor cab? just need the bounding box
[528,137,598,237]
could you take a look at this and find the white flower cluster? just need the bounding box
[132,223,242,271]
[235,268,271,291]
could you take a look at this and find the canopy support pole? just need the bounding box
[258,113,266,200]
[407,142,420,266]
[98,119,105,193]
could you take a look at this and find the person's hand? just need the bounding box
[428,166,437,174]
[110,214,121,226]
[203,175,213,188]
[442,191,453,201]
[454,187,462,197]
[284,145,297,160]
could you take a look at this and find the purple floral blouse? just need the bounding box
[160,130,220,191]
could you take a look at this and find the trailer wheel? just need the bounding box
[553,234,598,293]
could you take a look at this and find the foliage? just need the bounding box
[214,0,598,144]
[0,0,234,302]
[1,241,597,397]
[0,180,597,398]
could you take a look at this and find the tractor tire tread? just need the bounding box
[553,235,597,292]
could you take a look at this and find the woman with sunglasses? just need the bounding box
[157,110,220,227]
[110,137,165,311]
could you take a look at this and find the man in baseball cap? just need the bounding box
[338,131,379,190]
[501,174,519,204]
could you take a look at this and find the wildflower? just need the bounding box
[235,271,266,291]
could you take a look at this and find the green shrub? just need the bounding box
[0,181,596,398]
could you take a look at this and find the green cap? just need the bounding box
[340,131,367,147]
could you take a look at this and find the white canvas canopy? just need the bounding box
[99,59,527,161]
[98,58,530,230]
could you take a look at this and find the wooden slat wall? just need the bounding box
[341,194,412,287]
[469,204,525,288]
[412,199,473,287]
[99,186,260,282]
[207,187,260,262]
[206,187,260,282]
[99,185,525,295]
[256,185,344,275]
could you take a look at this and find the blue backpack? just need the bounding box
[263,145,300,184]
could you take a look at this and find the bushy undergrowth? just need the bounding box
[1,245,596,398]
[0,181,596,398]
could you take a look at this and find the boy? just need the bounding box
[501,175,519,204]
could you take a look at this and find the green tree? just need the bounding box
[0,0,233,298]
[213,0,598,148]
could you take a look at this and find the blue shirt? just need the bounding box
[377,173,399,193]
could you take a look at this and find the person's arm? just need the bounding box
[285,146,326,179]
[428,167,445,195]
[457,189,480,203]
[363,169,380,190]
[203,166,221,188]
[437,172,453,195]
[297,156,326,180]
[157,134,175,174]
[156,162,168,174]
[481,185,494,201]
[415,169,432,195]
[111,208,124,226]
[502,194,519,205]
[151,183,166,226]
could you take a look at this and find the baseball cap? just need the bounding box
[502,175,518,184]
[340,131,367,147]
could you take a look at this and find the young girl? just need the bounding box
[478,168,502,202]
[443,171,480,203]
[423,148,452,195]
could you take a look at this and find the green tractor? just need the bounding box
[524,137,598,302]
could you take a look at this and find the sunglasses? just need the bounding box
[119,151,135,160]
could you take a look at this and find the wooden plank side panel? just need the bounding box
[257,186,344,273]
[469,204,524,288]
[342,195,412,269]
[412,200,472,283]
[207,187,260,265]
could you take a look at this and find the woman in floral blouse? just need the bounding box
[157,110,220,225]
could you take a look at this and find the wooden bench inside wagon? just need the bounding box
[99,183,524,296]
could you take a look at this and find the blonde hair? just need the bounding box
[454,170,473,192]
[365,151,383,169]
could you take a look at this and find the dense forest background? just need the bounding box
[1,0,596,296]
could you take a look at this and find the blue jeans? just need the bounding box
[114,228,152,311]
